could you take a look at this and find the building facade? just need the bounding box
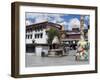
[26,21,88,56]
[26,21,62,56]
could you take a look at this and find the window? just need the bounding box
[28,35,29,39]
[37,34,39,38]
[35,27,37,32]
[30,34,32,39]
[34,33,43,39]
[40,33,43,38]
[40,26,43,31]
[26,35,27,39]
[35,34,37,38]
[35,34,39,38]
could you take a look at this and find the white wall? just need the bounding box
[0,0,100,80]
[35,46,42,56]
[32,29,48,44]
[26,29,48,44]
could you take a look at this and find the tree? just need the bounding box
[47,27,60,44]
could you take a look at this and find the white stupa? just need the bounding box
[52,36,60,44]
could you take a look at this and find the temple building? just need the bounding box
[61,28,88,49]
[26,21,88,56]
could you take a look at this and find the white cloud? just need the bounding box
[26,20,33,26]
[26,13,48,23]
[59,21,68,26]
[26,13,37,19]
[35,15,47,23]
[26,13,89,31]
[84,15,90,25]
[84,15,89,21]
[53,14,64,23]
[69,18,80,28]
[26,13,65,24]
[84,23,88,29]
[51,20,57,23]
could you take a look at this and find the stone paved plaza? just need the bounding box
[25,50,89,67]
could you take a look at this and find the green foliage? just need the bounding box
[47,27,60,44]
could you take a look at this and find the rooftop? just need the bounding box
[26,21,62,30]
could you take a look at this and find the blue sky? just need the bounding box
[26,12,89,30]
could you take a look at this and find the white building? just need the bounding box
[26,21,62,56]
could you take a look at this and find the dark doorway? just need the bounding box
[26,44,35,53]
